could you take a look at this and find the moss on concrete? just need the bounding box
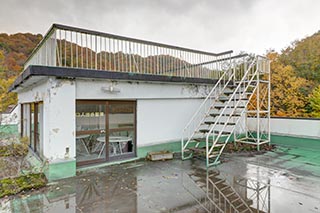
[0,173,47,198]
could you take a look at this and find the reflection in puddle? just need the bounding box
[184,167,270,213]
[3,171,138,213]
[1,159,319,212]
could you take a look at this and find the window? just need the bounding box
[21,102,43,157]
[76,100,136,165]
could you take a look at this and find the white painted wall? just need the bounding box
[76,79,211,147]
[17,76,213,162]
[18,77,76,162]
[137,99,203,146]
[248,117,320,138]
[76,79,212,99]
[44,78,76,161]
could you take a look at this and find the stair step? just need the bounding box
[208,171,220,177]
[214,179,225,185]
[208,152,220,158]
[225,191,236,198]
[227,84,237,89]
[215,130,231,135]
[220,185,231,192]
[231,197,241,204]
[199,129,232,135]
[199,129,209,133]
[236,203,245,209]
[209,112,241,117]
[214,143,225,147]
[223,90,244,95]
[213,105,246,110]
[219,98,248,102]
[204,121,236,126]
[235,80,258,84]
[240,208,252,213]
[189,147,206,154]
[193,138,205,142]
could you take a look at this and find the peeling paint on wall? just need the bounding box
[52,128,60,134]
[182,84,211,97]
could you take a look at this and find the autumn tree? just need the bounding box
[280,31,320,83]
[309,85,320,117]
[268,51,313,117]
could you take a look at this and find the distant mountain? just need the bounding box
[0,33,42,78]
[0,33,42,112]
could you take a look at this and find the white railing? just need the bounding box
[181,54,248,159]
[24,24,235,79]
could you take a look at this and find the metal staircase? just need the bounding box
[181,55,270,167]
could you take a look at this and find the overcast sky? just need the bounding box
[0,0,320,55]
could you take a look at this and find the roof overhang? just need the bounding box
[9,66,218,92]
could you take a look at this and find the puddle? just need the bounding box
[0,152,320,212]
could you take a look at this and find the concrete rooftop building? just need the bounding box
[8,24,319,186]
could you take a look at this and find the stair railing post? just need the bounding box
[257,57,260,151]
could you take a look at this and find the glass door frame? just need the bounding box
[20,102,43,156]
[76,100,137,166]
[76,100,108,166]
[108,100,137,162]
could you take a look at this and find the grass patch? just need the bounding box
[0,173,47,198]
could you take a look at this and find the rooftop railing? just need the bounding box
[25,24,235,79]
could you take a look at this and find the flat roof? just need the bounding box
[9,65,219,92]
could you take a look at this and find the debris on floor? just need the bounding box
[147,150,173,161]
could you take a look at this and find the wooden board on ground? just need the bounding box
[147,151,173,161]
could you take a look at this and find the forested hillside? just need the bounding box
[269,30,320,117]
[0,33,42,111]
[0,31,319,117]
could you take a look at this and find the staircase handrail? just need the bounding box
[206,57,258,154]
[181,54,248,151]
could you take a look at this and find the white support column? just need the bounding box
[43,77,76,160]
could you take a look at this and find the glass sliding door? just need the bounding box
[76,101,107,165]
[108,101,136,160]
[75,100,136,165]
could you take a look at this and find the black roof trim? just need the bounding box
[9,66,218,92]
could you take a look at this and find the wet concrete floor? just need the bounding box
[1,146,320,213]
